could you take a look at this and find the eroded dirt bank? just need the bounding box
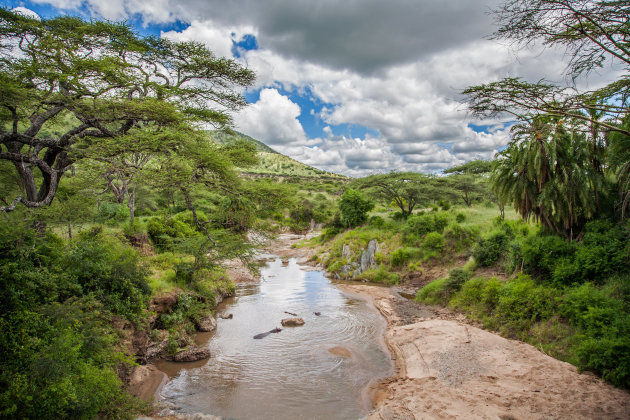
[339,284,630,420]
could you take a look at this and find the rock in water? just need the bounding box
[313,311,321,316]
[281,317,305,327]
[253,327,282,339]
[171,346,211,362]
[196,315,217,332]
[219,313,233,319]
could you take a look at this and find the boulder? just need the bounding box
[171,346,211,362]
[219,313,233,319]
[360,239,380,273]
[281,317,305,327]
[195,315,217,332]
[342,243,352,260]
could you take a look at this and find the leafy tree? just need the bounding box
[445,174,489,207]
[463,0,630,137]
[0,10,254,212]
[492,115,603,240]
[338,189,374,227]
[353,172,439,218]
[443,159,492,175]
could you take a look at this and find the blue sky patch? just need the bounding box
[232,34,258,58]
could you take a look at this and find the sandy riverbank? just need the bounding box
[338,284,630,420]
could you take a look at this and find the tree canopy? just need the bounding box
[463,0,630,137]
[0,10,255,212]
[352,172,439,218]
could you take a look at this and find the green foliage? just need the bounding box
[338,189,374,227]
[444,223,480,252]
[401,211,451,245]
[357,266,399,285]
[352,172,440,217]
[519,220,629,286]
[455,213,466,223]
[65,233,151,318]
[97,202,129,224]
[473,230,511,267]
[0,302,143,419]
[390,247,421,267]
[421,232,445,254]
[147,213,200,251]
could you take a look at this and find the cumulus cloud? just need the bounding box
[233,88,308,146]
[28,0,623,176]
[10,7,41,20]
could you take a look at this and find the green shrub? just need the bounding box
[390,247,420,267]
[147,213,201,251]
[416,278,448,304]
[368,215,385,228]
[455,213,466,223]
[493,274,560,337]
[422,232,445,254]
[339,189,374,227]
[358,266,399,284]
[443,268,471,295]
[473,230,510,267]
[439,200,451,210]
[444,223,479,252]
[0,302,143,419]
[65,234,151,318]
[96,202,128,223]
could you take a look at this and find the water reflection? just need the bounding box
[159,257,392,420]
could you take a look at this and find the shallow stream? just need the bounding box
[158,255,392,419]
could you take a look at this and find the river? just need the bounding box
[157,254,392,419]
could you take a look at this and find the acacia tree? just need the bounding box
[353,172,439,218]
[0,10,255,212]
[463,0,630,136]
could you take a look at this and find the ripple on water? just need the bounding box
[159,257,392,420]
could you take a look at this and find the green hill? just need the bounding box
[208,130,346,179]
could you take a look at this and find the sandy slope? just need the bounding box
[338,285,630,420]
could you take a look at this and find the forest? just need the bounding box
[0,1,629,418]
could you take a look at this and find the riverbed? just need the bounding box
[157,255,393,419]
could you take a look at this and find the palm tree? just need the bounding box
[492,114,601,240]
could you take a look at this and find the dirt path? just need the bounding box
[338,284,630,420]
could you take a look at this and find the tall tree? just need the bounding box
[0,10,255,212]
[463,0,630,137]
[492,115,600,240]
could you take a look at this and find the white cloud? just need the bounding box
[27,0,624,176]
[233,88,308,146]
[10,7,41,20]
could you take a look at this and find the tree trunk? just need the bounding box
[128,183,136,224]
[67,221,72,239]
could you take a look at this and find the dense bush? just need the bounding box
[401,212,450,246]
[473,230,511,267]
[338,189,374,227]
[520,220,629,286]
[66,234,151,318]
[147,212,201,251]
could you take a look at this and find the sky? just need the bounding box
[2,0,621,176]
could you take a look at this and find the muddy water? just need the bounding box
[158,256,392,419]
